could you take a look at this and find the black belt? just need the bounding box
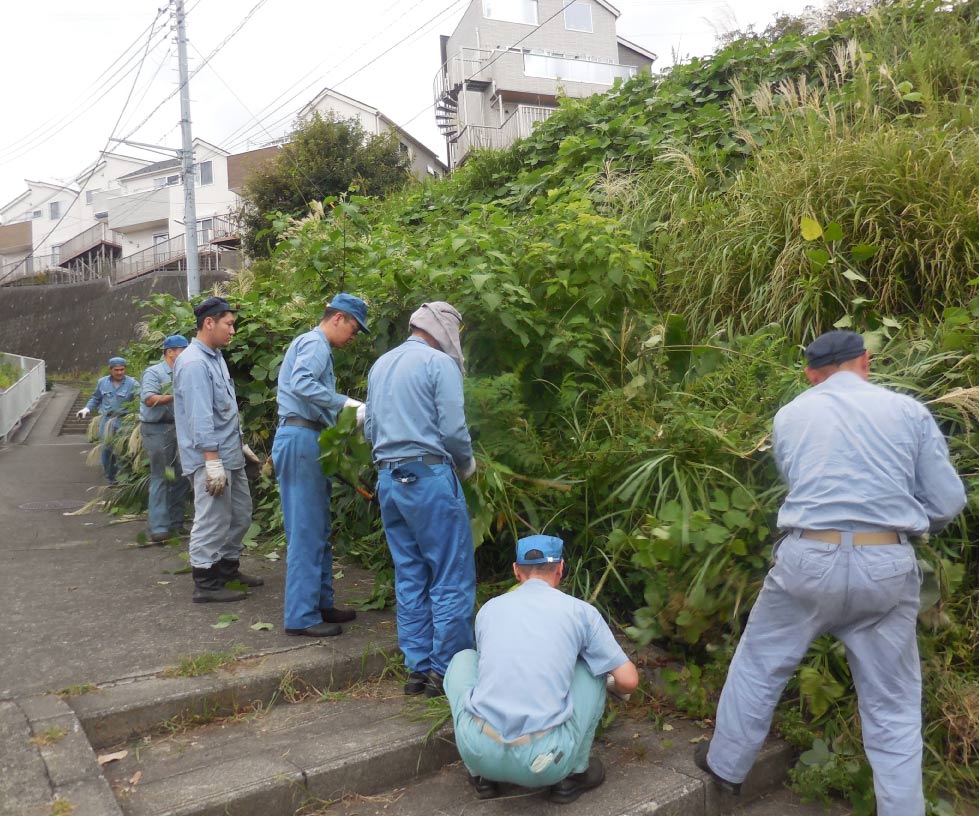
[378,454,451,469]
[280,416,325,432]
[141,419,175,425]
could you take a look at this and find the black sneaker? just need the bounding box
[321,606,357,623]
[549,757,605,804]
[404,671,429,696]
[468,774,500,800]
[424,670,445,698]
[693,740,741,795]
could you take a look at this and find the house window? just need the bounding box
[51,244,61,263]
[49,201,61,219]
[30,210,43,220]
[524,52,636,84]
[196,218,214,243]
[197,160,213,185]
[563,0,592,32]
[153,174,181,189]
[85,190,96,204]
[153,233,169,262]
[483,0,537,25]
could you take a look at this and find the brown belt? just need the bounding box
[801,529,900,546]
[472,716,551,746]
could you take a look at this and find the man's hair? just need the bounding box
[196,309,232,330]
[322,306,342,321]
[516,561,562,577]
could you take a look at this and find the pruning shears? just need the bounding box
[335,473,377,505]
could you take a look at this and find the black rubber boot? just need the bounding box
[217,557,264,587]
[192,566,247,603]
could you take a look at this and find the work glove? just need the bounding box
[355,403,366,429]
[204,459,228,497]
[76,407,91,419]
[241,444,261,464]
[459,457,477,481]
[343,397,363,410]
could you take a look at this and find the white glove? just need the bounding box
[76,407,91,419]
[204,459,228,496]
[607,673,632,702]
[343,397,364,410]
[459,457,477,481]
[355,403,366,429]
[242,444,261,464]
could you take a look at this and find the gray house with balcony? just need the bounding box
[435,0,655,167]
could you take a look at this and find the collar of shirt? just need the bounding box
[191,337,219,358]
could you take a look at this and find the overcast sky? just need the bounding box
[0,0,818,208]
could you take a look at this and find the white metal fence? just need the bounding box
[0,352,46,441]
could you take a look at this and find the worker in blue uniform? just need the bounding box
[364,301,477,698]
[444,535,639,804]
[272,294,370,638]
[696,330,966,816]
[139,335,191,542]
[173,297,264,604]
[77,356,139,484]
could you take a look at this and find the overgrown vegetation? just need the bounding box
[0,358,22,390]
[104,0,979,809]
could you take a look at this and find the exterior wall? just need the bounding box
[0,272,227,373]
[227,147,280,194]
[617,42,654,72]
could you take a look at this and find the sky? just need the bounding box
[0,0,819,209]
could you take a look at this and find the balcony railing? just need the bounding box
[57,222,123,264]
[0,352,45,442]
[0,254,63,285]
[450,104,556,166]
[434,47,494,102]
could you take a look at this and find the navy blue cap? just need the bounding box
[804,331,865,368]
[108,356,127,367]
[193,296,235,320]
[163,335,189,350]
[516,535,564,565]
[329,293,370,334]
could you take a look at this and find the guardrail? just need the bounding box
[0,352,46,442]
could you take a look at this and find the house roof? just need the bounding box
[617,35,656,63]
[593,0,621,17]
[118,158,182,180]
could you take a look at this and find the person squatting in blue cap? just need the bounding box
[695,330,966,815]
[443,534,639,805]
[271,294,370,637]
[139,335,191,543]
[77,356,140,484]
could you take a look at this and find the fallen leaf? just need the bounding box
[129,770,142,786]
[157,581,171,586]
[689,735,708,744]
[662,723,674,731]
[97,749,128,765]
[212,614,240,629]
[250,622,273,631]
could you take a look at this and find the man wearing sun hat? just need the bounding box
[77,355,140,484]
[272,294,370,638]
[443,534,639,804]
[696,330,965,815]
[140,335,191,543]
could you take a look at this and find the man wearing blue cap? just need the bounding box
[272,294,370,637]
[697,330,965,816]
[78,356,140,484]
[365,302,478,696]
[140,335,191,543]
[174,297,263,603]
[444,534,639,804]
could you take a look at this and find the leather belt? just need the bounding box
[472,716,552,746]
[801,529,900,546]
[378,454,451,469]
[281,416,324,432]
[141,419,175,424]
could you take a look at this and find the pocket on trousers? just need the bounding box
[867,557,916,582]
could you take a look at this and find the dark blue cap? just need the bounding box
[804,330,865,368]
[193,296,235,320]
[108,356,127,367]
[163,335,189,350]
[516,534,563,565]
[329,293,370,334]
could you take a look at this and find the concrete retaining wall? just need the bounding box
[0,271,227,374]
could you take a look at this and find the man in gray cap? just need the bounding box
[364,301,477,697]
[77,356,140,484]
[140,335,191,543]
[173,297,263,603]
[272,294,370,638]
[695,330,965,816]
[444,534,638,804]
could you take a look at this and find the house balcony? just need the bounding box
[57,222,123,266]
[100,186,171,233]
[0,254,67,286]
[0,221,32,255]
[449,104,556,167]
[112,230,238,284]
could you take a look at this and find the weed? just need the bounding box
[161,647,245,678]
[55,683,97,698]
[30,726,68,747]
[49,798,74,815]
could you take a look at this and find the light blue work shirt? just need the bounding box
[172,338,244,476]
[276,327,347,424]
[773,371,965,535]
[365,337,472,467]
[139,360,175,423]
[465,579,628,742]
[85,374,140,416]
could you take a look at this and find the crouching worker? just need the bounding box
[444,535,639,805]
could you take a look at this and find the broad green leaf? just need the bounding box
[842,269,867,283]
[824,221,843,242]
[799,737,831,767]
[834,315,853,328]
[211,614,240,629]
[800,217,823,241]
[806,248,830,271]
[850,244,879,262]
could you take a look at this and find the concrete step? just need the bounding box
[100,679,457,816]
[327,709,805,816]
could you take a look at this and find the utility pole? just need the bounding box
[174,0,200,298]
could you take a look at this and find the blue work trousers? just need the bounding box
[142,422,189,536]
[708,530,923,816]
[272,425,335,630]
[445,650,605,786]
[98,415,121,483]
[377,462,475,675]
[187,466,252,568]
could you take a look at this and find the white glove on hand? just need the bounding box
[459,457,477,481]
[607,673,632,702]
[204,459,228,497]
[343,397,364,410]
[355,403,366,429]
[242,444,261,464]
[76,407,91,419]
